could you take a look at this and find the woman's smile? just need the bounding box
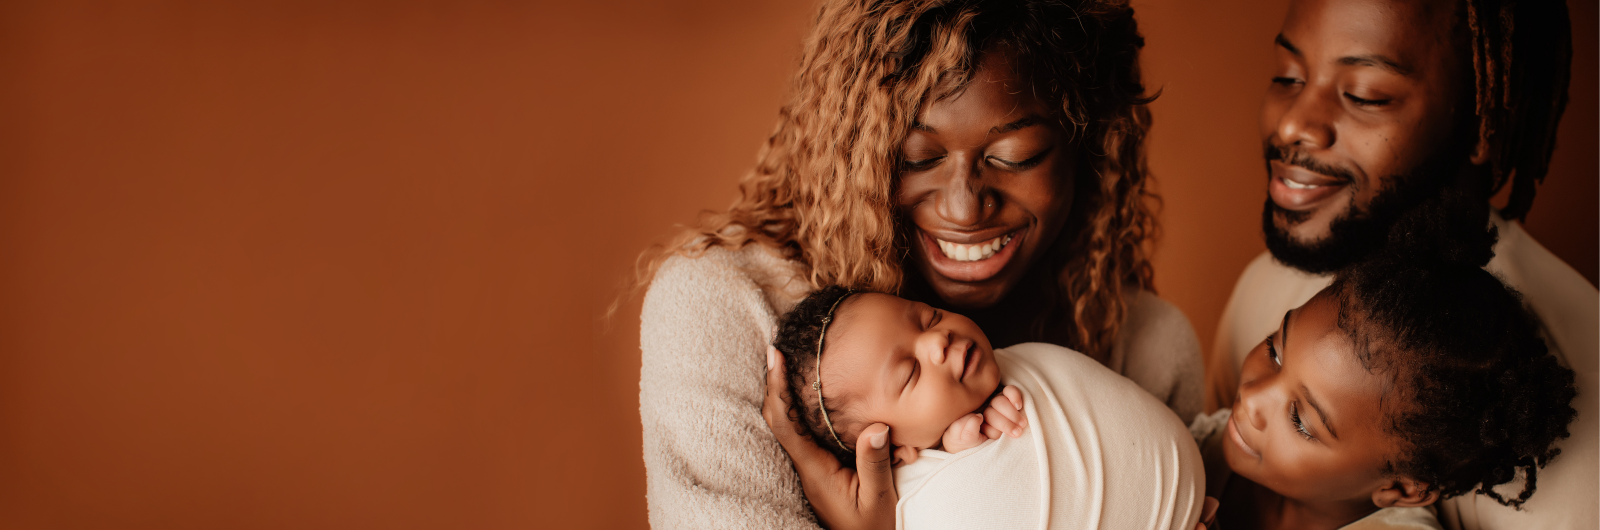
[919,228,1026,283]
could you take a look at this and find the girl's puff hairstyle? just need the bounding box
[1329,236,1576,508]
[773,286,861,467]
[633,0,1158,361]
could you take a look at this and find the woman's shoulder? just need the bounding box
[1120,288,1193,334]
[648,243,812,316]
[1114,288,1201,362]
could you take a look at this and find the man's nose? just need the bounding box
[933,152,989,227]
[1271,88,1337,151]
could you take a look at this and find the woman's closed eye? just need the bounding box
[986,146,1052,170]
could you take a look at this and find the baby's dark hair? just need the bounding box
[1329,252,1576,508]
[773,286,860,467]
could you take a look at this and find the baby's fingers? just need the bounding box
[1002,385,1024,411]
[982,405,1024,438]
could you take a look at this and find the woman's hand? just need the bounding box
[979,385,1028,439]
[763,347,896,530]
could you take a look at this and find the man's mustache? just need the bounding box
[1263,144,1357,184]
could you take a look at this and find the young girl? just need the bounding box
[1191,256,1577,530]
[771,287,1206,529]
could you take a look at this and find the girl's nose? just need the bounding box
[916,329,951,364]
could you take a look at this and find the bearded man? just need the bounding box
[1207,0,1596,528]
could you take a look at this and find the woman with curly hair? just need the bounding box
[635,0,1201,527]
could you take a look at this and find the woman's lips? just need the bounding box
[920,229,1023,283]
[1227,415,1261,459]
[1268,161,1347,211]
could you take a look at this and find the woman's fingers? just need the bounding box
[761,347,845,478]
[852,423,898,523]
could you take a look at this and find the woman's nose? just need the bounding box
[934,153,987,227]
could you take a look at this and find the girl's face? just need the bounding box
[821,293,1002,452]
[897,49,1076,310]
[1225,292,1401,503]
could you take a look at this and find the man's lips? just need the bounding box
[1227,414,1261,459]
[1268,161,1347,211]
[919,228,1024,283]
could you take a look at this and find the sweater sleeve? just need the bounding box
[1113,290,1204,424]
[639,251,821,530]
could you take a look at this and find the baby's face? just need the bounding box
[1225,291,1404,504]
[821,293,1001,452]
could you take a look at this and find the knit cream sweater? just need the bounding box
[639,244,1203,529]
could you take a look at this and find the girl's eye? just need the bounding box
[1343,92,1391,107]
[1291,402,1315,441]
[1265,337,1282,367]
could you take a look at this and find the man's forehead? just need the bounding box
[1280,0,1459,72]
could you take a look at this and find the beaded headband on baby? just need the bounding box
[813,289,856,454]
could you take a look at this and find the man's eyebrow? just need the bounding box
[991,115,1042,134]
[1337,54,1413,76]
[1300,383,1340,440]
[1275,34,1301,56]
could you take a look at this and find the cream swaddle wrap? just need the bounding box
[894,343,1204,530]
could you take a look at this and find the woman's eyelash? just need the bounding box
[1291,402,1315,440]
[903,156,943,171]
[989,147,1053,170]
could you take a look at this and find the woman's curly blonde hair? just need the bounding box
[635,0,1157,361]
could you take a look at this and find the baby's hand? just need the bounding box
[981,385,1027,439]
[940,413,988,454]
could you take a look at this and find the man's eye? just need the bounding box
[1270,76,1301,86]
[1343,93,1391,107]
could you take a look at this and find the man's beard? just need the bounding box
[1261,144,1463,275]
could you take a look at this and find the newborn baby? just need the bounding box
[773,287,1204,530]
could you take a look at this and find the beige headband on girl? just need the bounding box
[813,290,855,453]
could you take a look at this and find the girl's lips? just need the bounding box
[919,229,1024,283]
[1227,415,1261,459]
[959,343,978,382]
[1268,161,1347,210]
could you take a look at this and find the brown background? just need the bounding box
[0,1,1591,528]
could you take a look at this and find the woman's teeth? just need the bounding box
[936,234,1013,262]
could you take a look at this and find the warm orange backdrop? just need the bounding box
[0,1,1591,528]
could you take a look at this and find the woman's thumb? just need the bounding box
[854,423,897,510]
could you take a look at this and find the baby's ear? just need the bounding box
[1372,477,1440,508]
[893,443,920,466]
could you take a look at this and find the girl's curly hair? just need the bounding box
[772,286,863,467]
[633,0,1158,361]
[1330,247,1577,508]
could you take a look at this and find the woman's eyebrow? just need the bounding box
[991,115,1043,134]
